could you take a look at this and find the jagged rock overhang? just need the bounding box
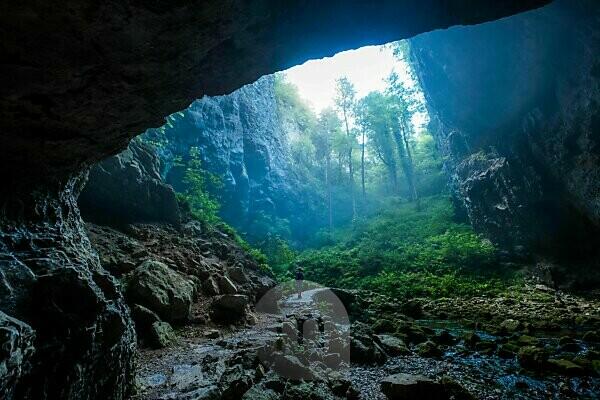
[0,0,550,186]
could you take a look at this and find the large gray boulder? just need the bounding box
[127,260,195,323]
[210,295,249,323]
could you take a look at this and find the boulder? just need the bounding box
[148,321,176,349]
[415,341,443,358]
[219,365,254,400]
[228,267,249,284]
[350,337,387,365]
[272,354,314,381]
[127,260,195,323]
[130,304,161,344]
[518,346,548,370]
[375,335,410,356]
[547,359,585,376]
[202,276,220,296]
[380,373,446,400]
[211,295,249,322]
[219,276,238,295]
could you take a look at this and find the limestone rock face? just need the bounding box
[410,0,600,279]
[0,177,136,400]
[79,140,181,227]
[143,76,320,241]
[0,312,35,399]
[127,260,195,323]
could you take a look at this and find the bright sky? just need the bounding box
[283,44,428,130]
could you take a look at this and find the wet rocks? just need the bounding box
[518,346,548,371]
[546,359,585,376]
[272,354,315,381]
[415,340,443,358]
[127,260,195,323]
[380,373,446,400]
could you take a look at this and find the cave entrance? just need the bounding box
[127,41,439,249]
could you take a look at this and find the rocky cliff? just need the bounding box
[410,0,600,285]
[144,76,320,242]
[79,140,181,228]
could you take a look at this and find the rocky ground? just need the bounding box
[127,279,600,400]
[84,213,600,400]
[87,219,275,349]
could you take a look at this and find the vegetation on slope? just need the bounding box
[273,196,521,299]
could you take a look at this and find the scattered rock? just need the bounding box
[211,295,249,323]
[547,359,585,376]
[272,354,315,380]
[203,277,220,296]
[149,321,176,348]
[127,260,194,323]
[375,334,410,356]
[415,341,443,358]
[219,276,239,295]
[518,346,548,370]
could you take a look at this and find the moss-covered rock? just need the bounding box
[547,359,585,376]
[518,346,548,371]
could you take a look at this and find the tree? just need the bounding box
[334,77,358,220]
[311,107,342,232]
[356,92,399,194]
[386,71,420,204]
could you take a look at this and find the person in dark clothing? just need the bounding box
[295,267,304,299]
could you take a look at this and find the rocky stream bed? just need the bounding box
[133,285,600,400]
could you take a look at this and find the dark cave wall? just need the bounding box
[0,0,550,184]
[0,1,553,398]
[410,0,600,270]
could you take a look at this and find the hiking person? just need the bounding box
[295,267,304,299]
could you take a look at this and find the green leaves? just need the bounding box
[290,196,516,299]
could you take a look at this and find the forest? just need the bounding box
[142,42,515,301]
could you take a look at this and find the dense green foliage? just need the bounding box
[178,147,222,224]
[287,196,518,299]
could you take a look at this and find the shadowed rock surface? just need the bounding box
[410,0,600,285]
[79,140,181,228]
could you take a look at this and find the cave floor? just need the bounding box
[134,287,600,400]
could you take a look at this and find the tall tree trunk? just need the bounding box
[342,108,356,220]
[392,123,418,204]
[400,120,419,208]
[326,156,333,232]
[361,129,366,201]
